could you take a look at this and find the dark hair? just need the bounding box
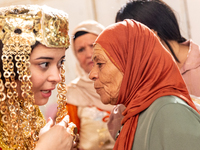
[31,41,40,50]
[116,0,187,62]
[73,31,89,41]
[0,40,40,83]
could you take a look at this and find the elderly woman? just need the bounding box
[89,19,200,150]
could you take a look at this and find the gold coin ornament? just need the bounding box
[0,5,70,150]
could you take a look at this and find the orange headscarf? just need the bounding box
[94,19,198,150]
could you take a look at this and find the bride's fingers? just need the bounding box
[56,115,79,148]
[47,117,54,127]
[66,122,77,135]
[56,115,69,127]
[39,117,53,136]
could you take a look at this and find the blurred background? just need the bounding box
[0,0,199,115]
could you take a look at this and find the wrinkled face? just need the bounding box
[74,33,98,73]
[89,44,123,105]
[29,44,66,106]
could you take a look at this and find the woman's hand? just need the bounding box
[35,115,73,150]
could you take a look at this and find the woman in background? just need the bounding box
[116,0,200,97]
[65,20,115,150]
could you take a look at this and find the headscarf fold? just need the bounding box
[95,19,198,150]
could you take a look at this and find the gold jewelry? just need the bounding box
[67,122,78,136]
[67,122,78,143]
[0,5,69,150]
[55,64,68,124]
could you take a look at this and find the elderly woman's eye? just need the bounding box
[97,63,103,68]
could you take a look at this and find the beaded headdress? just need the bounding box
[0,5,69,150]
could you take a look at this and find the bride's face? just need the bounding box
[29,44,66,106]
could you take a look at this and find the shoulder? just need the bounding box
[149,96,200,150]
[65,77,85,104]
[133,96,200,150]
[149,95,199,120]
[190,40,200,51]
[139,95,196,121]
[66,77,80,90]
[150,96,200,133]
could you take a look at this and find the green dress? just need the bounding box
[130,95,200,150]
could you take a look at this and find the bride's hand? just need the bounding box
[39,117,54,136]
[35,115,73,150]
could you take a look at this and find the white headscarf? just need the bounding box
[66,20,114,111]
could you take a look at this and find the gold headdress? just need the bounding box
[0,5,69,150]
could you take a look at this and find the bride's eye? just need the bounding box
[58,59,66,68]
[39,62,49,69]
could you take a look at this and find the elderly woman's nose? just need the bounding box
[89,67,98,81]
